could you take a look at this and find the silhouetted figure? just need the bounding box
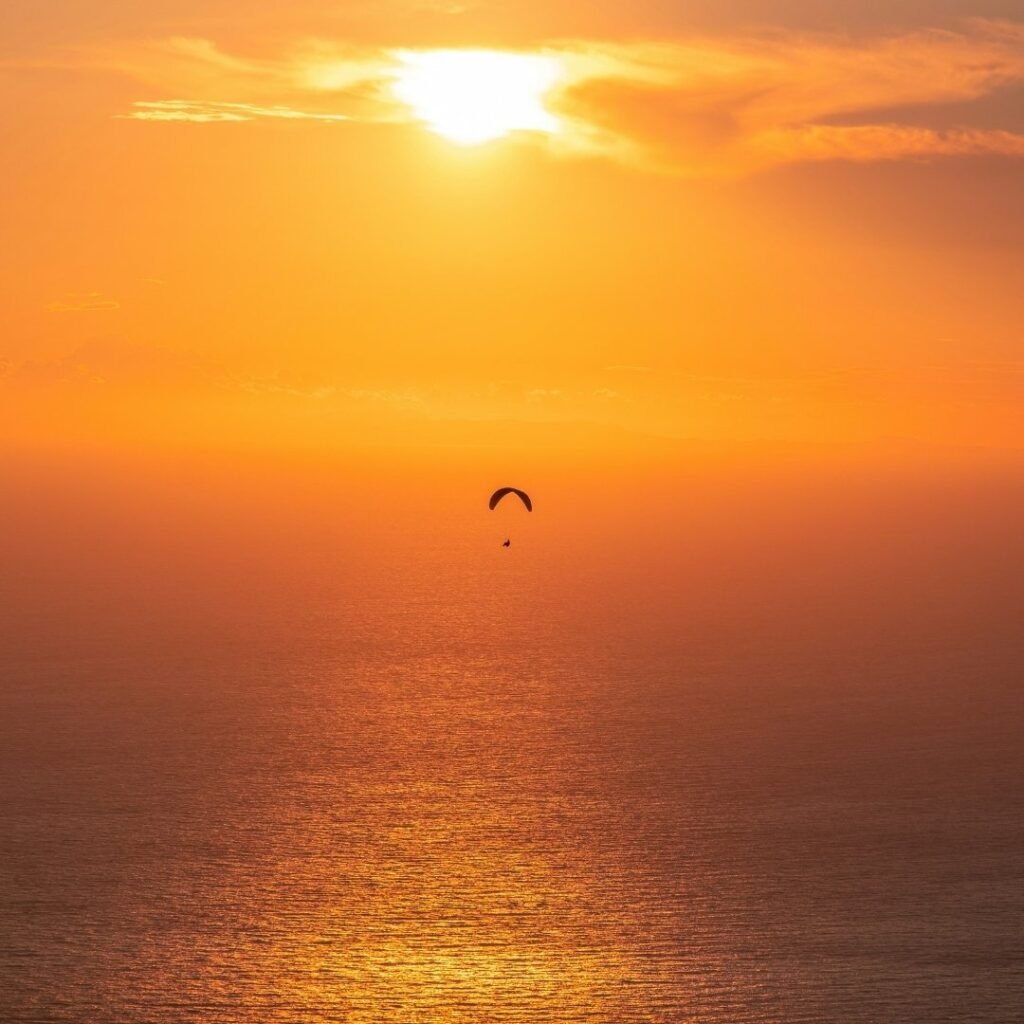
[502,538,511,548]
[489,488,532,512]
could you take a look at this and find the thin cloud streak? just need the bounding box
[755,124,1024,164]
[122,100,350,123]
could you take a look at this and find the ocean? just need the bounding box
[2,452,1022,1022]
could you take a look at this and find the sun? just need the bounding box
[393,50,561,146]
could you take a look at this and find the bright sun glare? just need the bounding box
[393,50,561,145]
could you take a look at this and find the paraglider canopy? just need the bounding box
[489,487,532,512]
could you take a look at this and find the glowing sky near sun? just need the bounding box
[392,50,561,145]
[1,0,1023,455]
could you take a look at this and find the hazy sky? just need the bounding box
[2,0,1022,453]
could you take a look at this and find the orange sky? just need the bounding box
[2,0,1023,455]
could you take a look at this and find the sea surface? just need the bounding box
[1,456,1023,1022]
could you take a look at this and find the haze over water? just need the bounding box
[2,453,1022,1022]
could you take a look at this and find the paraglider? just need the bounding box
[489,487,532,548]
[488,487,532,512]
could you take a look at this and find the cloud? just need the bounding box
[753,125,1024,164]
[525,386,623,404]
[47,292,120,313]
[342,387,425,406]
[121,100,350,122]
[526,388,563,402]
[75,35,394,121]
[47,20,1024,175]
[551,22,1024,173]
